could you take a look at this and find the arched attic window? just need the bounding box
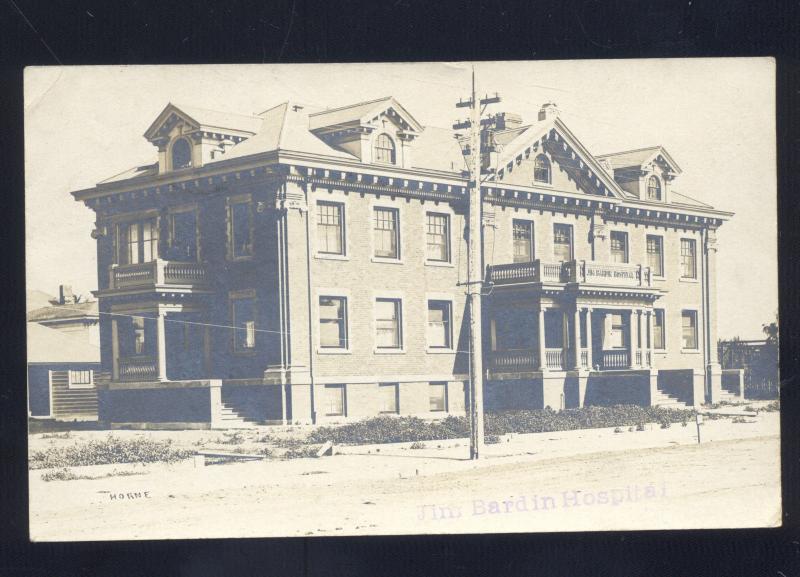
[374,133,396,164]
[647,175,662,200]
[171,137,192,170]
[533,154,551,183]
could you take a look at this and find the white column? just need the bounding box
[628,310,637,369]
[585,308,593,370]
[635,310,643,367]
[156,311,168,381]
[538,306,547,370]
[647,311,654,367]
[572,306,581,369]
[111,318,119,381]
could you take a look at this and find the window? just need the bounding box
[168,210,198,261]
[610,231,629,263]
[118,219,158,265]
[374,133,396,164]
[534,154,551,183]
[606,313,625,349]
[653,309,666,350]
[680,238,697,279]
[426,213,450,262]
[647,175,661,201]
[379,383,399,413]
[553,223,573,262]
[132,316,146,355]
[512,219,534,263]
[681,310,698,349]
[427,300,452,349]
[647,235,664,276]
[375,298,402,349]
[319,296,347,349]
[171,138,192,170]
[317,202,345,255]
[373,207,399,259]
[231,295,256,352]
[429,382,448,412]
[228,199,253,259]
[68,369,94,389]
[324,384,345,416]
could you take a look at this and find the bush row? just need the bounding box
[30,435,193,470]
[306,405,697,446]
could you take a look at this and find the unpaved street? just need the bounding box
[29,413,781,540]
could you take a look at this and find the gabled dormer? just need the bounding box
[596,146,682,203]
[308,97,424,169]
[144,103,262,174]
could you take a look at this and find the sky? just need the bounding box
[24,59,776,339]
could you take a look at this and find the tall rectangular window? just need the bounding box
[375,298,402,349]
[228,199,253,259]
[681,310,698,349]
[319,296,347,349]
[169,209,198,261]
[231,295,256,352]
[610,231,629,263]
[680,238,697,279]
[379,383,399,413]
[653,309,666,349]
[607,313,625,349]
[373,207,399,259]
[427,300,452,349]
[429,382,447,412]
[118,219,158,265]
[317,201,345,255]
[426,213,450,262]
[324,384,345,416]
[553,223,573,262]
[647,235,664,276]
[512,219,534,263]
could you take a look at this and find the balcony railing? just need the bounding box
[489,349,538,372]
[545,348,565,370]
[487,260,652,288]
[118,356,158,381]
[109,260,208,290]
[600,350,629,370]
[580,348,589,369]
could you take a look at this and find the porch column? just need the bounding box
[111,317,119,380]
[537,306,547,370]
[156,310,168,381]
[635,310,643,368]
[647,310,654,367]
[585,308,594,370]
[571,306,581,369]
[628,310,637,369]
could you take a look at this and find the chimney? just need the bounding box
[59,284,75,305]
[494,112,523,131]
[538,102,559,122]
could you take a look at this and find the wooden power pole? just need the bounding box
[455,67,500,460]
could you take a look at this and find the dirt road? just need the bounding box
[30,413,781,540]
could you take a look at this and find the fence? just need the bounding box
[718,339,779,399]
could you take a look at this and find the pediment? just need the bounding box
[309,96,424,137]
[143,104,202,144]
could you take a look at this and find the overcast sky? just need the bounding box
[24,59,776,339]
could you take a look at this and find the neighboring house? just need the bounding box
[27,285,100,346]
[70,97,736,429]
[719,339,779,399]
[27,323,101,420]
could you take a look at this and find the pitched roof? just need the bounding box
[143,103,262,141]
[27,301,98,323]
[27,323,100,363]
[26,289,56,312]
[308,96,424,133]
[670,190,713,208]
[596,145,682,174]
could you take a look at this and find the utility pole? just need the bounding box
[454,67,500,460]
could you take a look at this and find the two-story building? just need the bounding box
[70,97,736,429]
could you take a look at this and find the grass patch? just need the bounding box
[30,434,193,470]
[306,406,697,446]
[283,446,320,459]
[40,466,148,482]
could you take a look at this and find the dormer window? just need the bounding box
[533,154,551,183]
[647,175,662,201]
[171,138,192,170]
[374,133,396,164]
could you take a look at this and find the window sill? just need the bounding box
[227,256,254,263]
[374,348,406,355]
[232,349,258,357]
[679,277,699,284]
[315,253,349,261]
[427,347,456,355]
[317,348,351,355]
[425,260,455,268]
[371,256,404,265]
[653,349,669,354]
[652,275,666,282]
[680,348,702,354]
[68,384,95,390]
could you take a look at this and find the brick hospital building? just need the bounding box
[70,96,740,428]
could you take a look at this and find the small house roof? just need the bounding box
[27,323,100,364]
[27,301,98,323]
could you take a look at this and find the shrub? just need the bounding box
[218,431,246,445]
[409,441,426,450]
[636,422,646,432]
[732,416,748,424]
[40,432,71,440]
[485,434,501,444]
[763,401,780,412]
[283,446,320,459]
[41,468,79,482]
[613,427,622,434]
[29,434,193,470]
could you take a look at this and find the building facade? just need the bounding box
[71,97,736,429]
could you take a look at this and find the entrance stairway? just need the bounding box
[217,402,261,428]
[650,387,692,409]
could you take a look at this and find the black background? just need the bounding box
[1,1,799,575]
